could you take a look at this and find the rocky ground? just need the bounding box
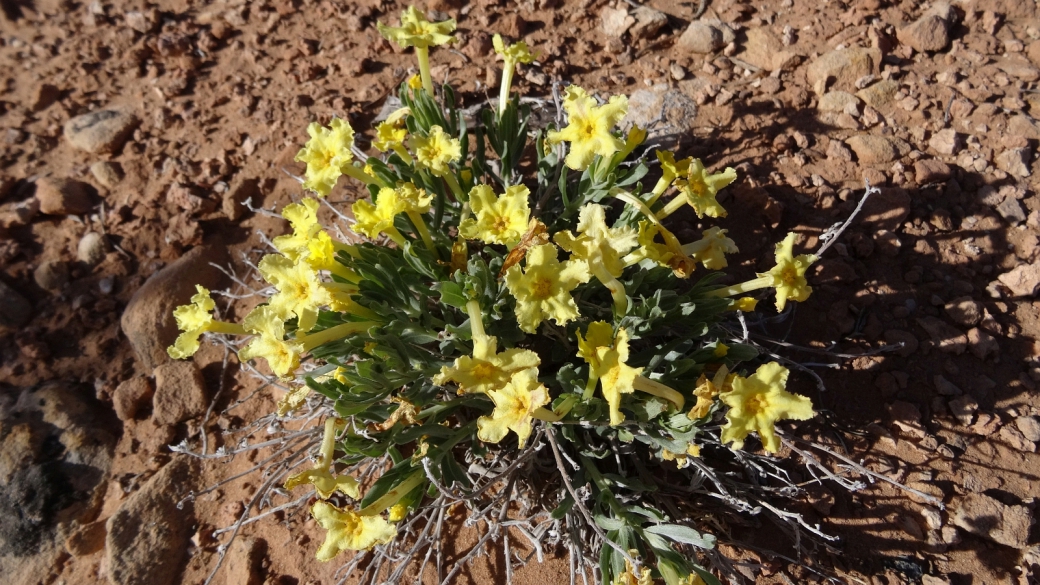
[1,0,1040,583]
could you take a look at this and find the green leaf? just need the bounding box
[433,281,467,309]
[643,524,716,549]
[594,515,625,531]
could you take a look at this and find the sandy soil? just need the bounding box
[1,0,1039,583]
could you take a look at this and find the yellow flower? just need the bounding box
[259,254,335,333]
[546,85,628,170]
[577,322,643,426]
[657,150,692,185]
[682,227,739,270]
[239,305,302,378]
[672,159,737,218]
[761,232,818,312]
[614,558,653,585]
[555,204,637,280]
[493,34,537,64]
[720,362,815,453]
[277,384,311,417]
[661,443,701,469]
[377,6,455,50]
[310,501,397,561]
[273,198,322,263]
[434,335,540,395]
[374,121,408,153]
[295,118,356,197]
[285,418,359,499]
[731,297,758,312]
[388,503,408,522]
[710,233,816,311]
[352,183,432,243]
[168,285,215,359]
[407,74,423,90]
[458,184,531,246]
[286,467,360,500]
[555,203,638,313]
[476,368,550,448]
[630,220,674,267]
[687,366,732,420]
[410,126,461,177]
[503,243,590,333]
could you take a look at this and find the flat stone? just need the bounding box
[846,134,898,164]
[77,232,108,266]
[995,147,1032,178]
[678,22,723,54]
[35,177,94,215]
[740,27,797,71]
[1016,416,1040,442]
[914,159,952,183]
[887,400,925,438]
[944,296,982,327]
[967,327,999,360]
[112,376,154,421]
[600,6,634,38]
[997,264,1040,296]
[916,316,967,354]
[928,128,962,155]
[33,260,68,291]
[106,457,197,585]
[120,245,229,370]
[995,196,1026,225]
[153,361,208,426]
[89,161,124,189]
[818,91,861,113]
[948,395,978,425]
[1000,425,1036,453]
[65,520,107,557]
[630,6,668,39]
[806,47,880,94]
[63,107,139,154]
[897,15,950,52]
[0,197,39,228]
[952,494,1033,548]
[856,79,900,111]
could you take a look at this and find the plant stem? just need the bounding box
[498,59,515,118]
[655,194,686,220]
[358,471,426,516]
[299,321,379,352]
[416,47,435,96]
[208,321,246,335]
[406,210,439,257]
[590,262,628,315]
[342,163,385,188]
[710,275,774,299]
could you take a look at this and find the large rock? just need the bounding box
[112,376,154,421]
[740,27,798,71]
[806,47,880,94]
[153,361,208,426]
[856,80,900,111]
[625,84,697,142]
[35,177,94,215]
[0,382,115,570]
[846,135,899,164]
[63,107,139,154]
[916,316,967,354]
[952,493,1033,548]
[106,457,198,585]
[897,15,950,52]
[120,245,228,370]
[677,22,723,54]
[997,264,1040,297]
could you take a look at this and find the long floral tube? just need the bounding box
[589,261,628,316]
[708,275,775,300]
[297,321,380,352]
[357,471,426,516]
[405,210,438,254]
[632,376,685,411]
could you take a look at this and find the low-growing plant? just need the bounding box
[169,7,909,585]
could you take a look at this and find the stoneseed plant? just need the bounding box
[169,7,922,585]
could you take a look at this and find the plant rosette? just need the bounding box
[169,7,835,585]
